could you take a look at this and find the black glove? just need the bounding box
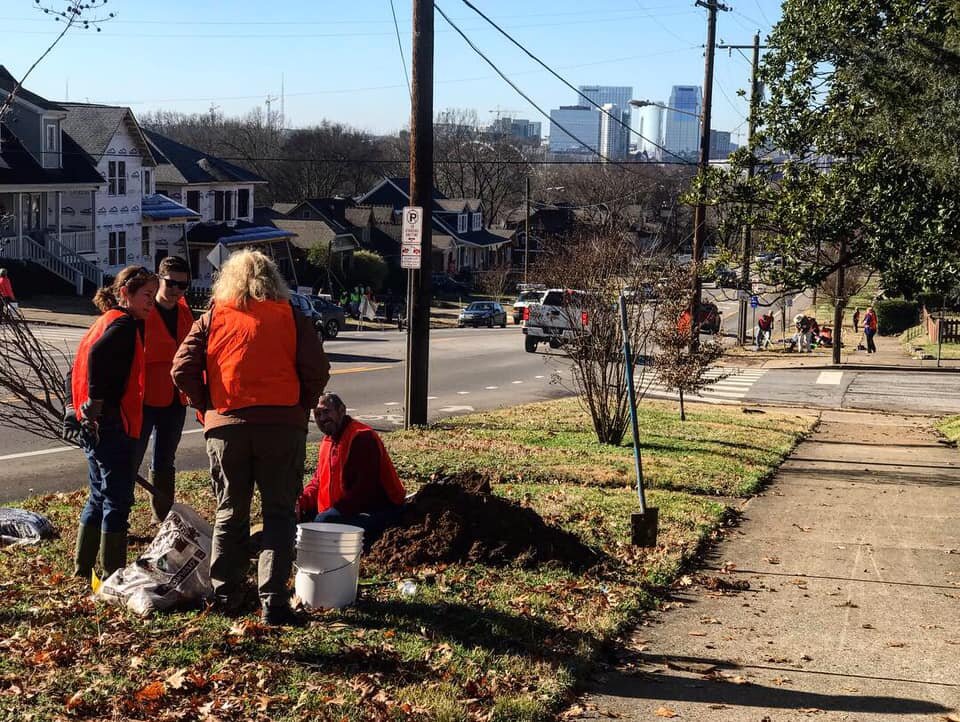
[79,398,103,447]
[62,405,83,445]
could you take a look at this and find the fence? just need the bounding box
[923,307,960,344]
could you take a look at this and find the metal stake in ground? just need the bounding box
[619,295,658,547]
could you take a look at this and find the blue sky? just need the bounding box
[2,0,783,145]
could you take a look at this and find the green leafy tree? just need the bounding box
[347,250,388,291]
[713,0,960,363]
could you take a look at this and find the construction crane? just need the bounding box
[488,106,523,121]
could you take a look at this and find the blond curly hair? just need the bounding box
[211,249,289,309]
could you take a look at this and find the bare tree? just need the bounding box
[476,258,514,302]
[651,265,726,420]
[540,231,661,445]
[0,306,69,442]
[0,1,114,123]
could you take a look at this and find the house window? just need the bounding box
[471,212,481,231]
[141,226,150,257]
[46,124,57,152]
[142,169,152,196]
[238,189,250,218]
[108,231,127,266]
[186,191,200,212]
[457,213,467,234]
[108,161,126,196]
[214,191,235,221]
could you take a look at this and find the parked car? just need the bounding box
[714,267,740,288]
[697,302,722,334]
[458,301,507,328]
[622,282,660,302]
[290,291,324,329]
[308,296,347,339]
[512,288,546,324]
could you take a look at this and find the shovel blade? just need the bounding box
[631,507,659,547]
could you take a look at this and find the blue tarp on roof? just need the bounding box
[141,193,201,221]
[186,220,295,246]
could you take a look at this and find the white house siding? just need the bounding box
[91,123,148,273]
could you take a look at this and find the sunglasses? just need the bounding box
[161,278,190,290]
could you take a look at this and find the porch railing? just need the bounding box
[53,230,96,254]
[45,233,103,289]
[20,236,85,294]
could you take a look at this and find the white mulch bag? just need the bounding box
[98,503,214,616]
[0,508,56,547]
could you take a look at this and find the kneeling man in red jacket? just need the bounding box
[297,393,406,538]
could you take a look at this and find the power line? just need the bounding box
[388,0,411,96]
[456,0,694,165]
[432,2,641,172]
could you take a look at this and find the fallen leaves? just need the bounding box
[763,556,781,565]
[655,706,679,718]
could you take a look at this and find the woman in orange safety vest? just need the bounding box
[64,266,159,579]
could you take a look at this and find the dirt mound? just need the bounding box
[365,475,598,572]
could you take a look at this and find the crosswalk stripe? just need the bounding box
[636,366,766,405]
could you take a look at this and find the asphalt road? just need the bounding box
[0,323,572,502]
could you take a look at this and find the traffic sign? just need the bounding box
[206,242,230,270]
[749,295,760,309]
[401,206,423,270]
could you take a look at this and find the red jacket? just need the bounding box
[0,276,14,301]
[299,418,405,517]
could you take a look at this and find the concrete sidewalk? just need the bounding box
[581,410,960,720]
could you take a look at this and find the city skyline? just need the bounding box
[0,1,783,145]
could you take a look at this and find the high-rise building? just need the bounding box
[599,103,630,160]
[488,117,542,141]
[663,85,702,159]
[577,85,633,115]
[548,106,600,153]
[632,103,665,159]
[709,129,733,160]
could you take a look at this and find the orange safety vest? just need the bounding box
[72,309,145,438]
[143,297,193,407]
[205,299,300,413]
[315,419,406,512]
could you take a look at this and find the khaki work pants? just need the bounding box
[206,424,306,609]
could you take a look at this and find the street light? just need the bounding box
[629,99,701,120]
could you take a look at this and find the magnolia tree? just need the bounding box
[537,231,662,445]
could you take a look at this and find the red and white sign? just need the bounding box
[401,206,423,270]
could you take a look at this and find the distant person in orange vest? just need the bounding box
[63,266,159,579]
[131,256,193,523]
[297,393,407,540]
[863,306,878,353]
[172,250,329,626]
[0,268,16,312]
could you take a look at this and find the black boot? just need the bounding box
[150,469,176,523]
[261,603,307,628]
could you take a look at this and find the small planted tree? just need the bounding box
[651,265,726,421]
[540,231,661,445]
[477,258,514,302]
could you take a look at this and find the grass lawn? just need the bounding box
[0,399,815,721]
[937,415,960,443]
[812,276,880,324]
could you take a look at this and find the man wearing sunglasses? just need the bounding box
[132,255,194,522]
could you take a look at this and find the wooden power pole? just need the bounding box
[404,0,434,428]
[690,0,729,347]
[717,34,765,346]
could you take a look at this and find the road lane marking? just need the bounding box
[330,365,392,376]
[485,386,498,390]
[438,405,474,413]
[816,371,844,385]
[0,446,76,461]
[428,396,438,400]
[457,391,470,395]
[384,401,400,406]
[535,375,545,379]
[512,380,524,384]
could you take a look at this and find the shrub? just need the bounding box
[875,298,919,335]
[347,250,388,291]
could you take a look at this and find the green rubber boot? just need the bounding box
[150,469,176,523]
[99,532,128,577]
[73,524,101,578]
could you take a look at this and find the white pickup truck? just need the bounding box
[521,288,590,353]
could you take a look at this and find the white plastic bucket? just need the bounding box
[294,523,364,608]
[294,555,360,609]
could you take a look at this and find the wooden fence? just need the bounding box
[923,307,960,343]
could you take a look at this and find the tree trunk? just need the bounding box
[679,388,686,421]
[832,238,846,366]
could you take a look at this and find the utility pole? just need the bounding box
[718,34,766,346]
[690,0,729,348]
[404,0,434,428]
[523,176,530,284]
